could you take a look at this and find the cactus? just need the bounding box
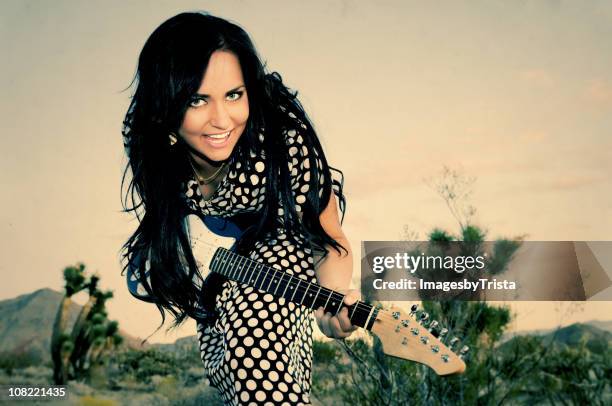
[50,263,123,385]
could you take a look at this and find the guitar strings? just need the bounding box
[197,242,353,312]
[216,248,361,312]
[213,248,384,325]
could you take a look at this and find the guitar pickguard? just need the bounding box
[186,213,246,316]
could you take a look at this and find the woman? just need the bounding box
[121,12,358,405]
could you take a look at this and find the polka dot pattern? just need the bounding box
[196,238,316,405]
[182,117,322,405]
[285,128,326,214]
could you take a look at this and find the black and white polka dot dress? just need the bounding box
[182,123,330,405]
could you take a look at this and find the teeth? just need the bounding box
[208,131,230,139]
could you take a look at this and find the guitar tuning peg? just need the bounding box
[438,328,448,338]
[459,345,470,360]
[409,304,418,317]
[428,320,439,332]
[448,337,459,349]
[419,312,429,325]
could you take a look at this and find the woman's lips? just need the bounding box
[203,130,231,148]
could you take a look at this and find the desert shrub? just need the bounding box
[114,349,178,383]
[0,349,42,374]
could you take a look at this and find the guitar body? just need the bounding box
[188,214,241,279]
[186,214,244,315]
[126,213,243,306]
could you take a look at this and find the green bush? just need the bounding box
[0,350,42,374]
[114,348,179,383]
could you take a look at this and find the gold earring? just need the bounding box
[168,132,178,146]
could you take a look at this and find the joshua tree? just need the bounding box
[51,263,123,385]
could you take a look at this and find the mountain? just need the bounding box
[155,334,200,353]
[0,288,148,364]
[502,322,611,355]
[541,322,611,353]
[586,319,612,334]
[502,320,612,343]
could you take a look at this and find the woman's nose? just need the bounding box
[209,101,231,129]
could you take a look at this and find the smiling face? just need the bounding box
[178,50,249,167]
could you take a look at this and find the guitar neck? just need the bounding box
[210,247,379,330]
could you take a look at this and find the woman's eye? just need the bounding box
[227,91,243,101]
[189,98,207,108]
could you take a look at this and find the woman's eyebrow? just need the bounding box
[195,85,246,98]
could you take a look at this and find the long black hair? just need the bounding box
[120,11,346,332]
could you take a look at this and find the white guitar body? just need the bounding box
[186,214,237,281]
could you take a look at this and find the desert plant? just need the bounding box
[51,263,123,385]
[329,168,524,404]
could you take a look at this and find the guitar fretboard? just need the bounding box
[210,247,379,330]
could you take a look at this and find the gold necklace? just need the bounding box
[188,157,227,185]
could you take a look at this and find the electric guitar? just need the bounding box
[128,214,467,376]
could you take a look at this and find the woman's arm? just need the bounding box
[316,193,353,290]
[314,193,360,339]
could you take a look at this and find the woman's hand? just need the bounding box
[314,289,360,339]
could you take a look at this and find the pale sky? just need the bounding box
[1,0,610,343]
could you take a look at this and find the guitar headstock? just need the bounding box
[371,304,467,376]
